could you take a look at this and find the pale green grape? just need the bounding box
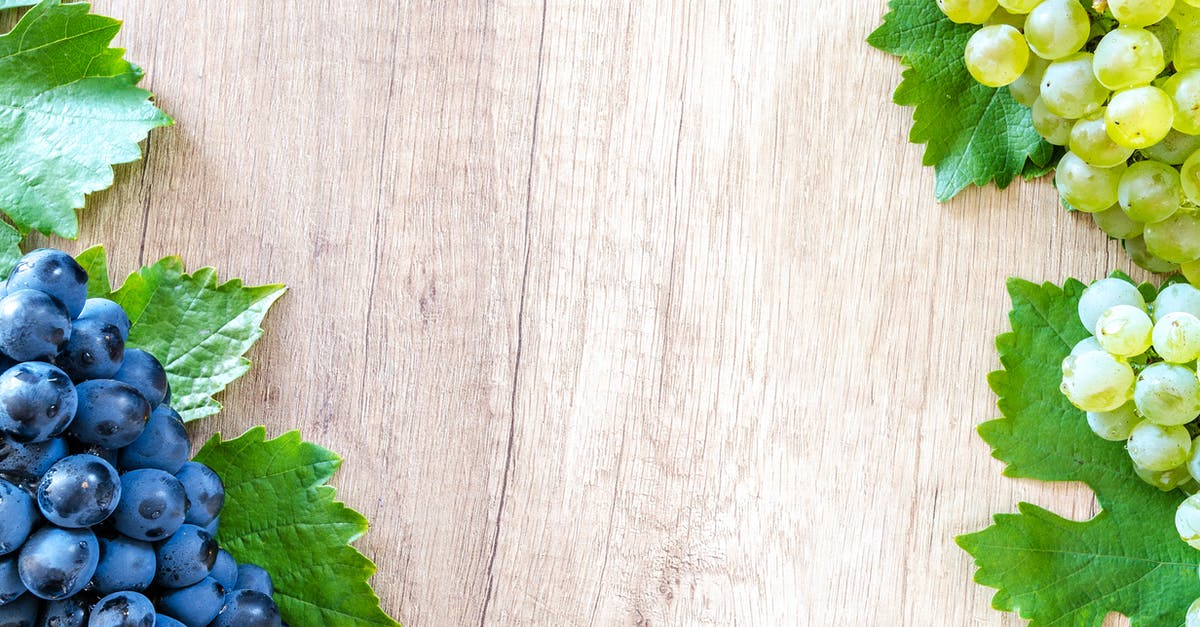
[965,25,1030,87]
[1110,0,1176,27]
[1166,69,1200,134]
[1134,362,1200,425]
[1071,336,1105,355]
[1144,210,1200,263]
[1128,420,1192,470]
[1179,27,1200,70]
[1032,96,1073,144]
[1187,596,1200,627]
[1093,27,1165,90]
[1136,460,1193,490]
[1024,0,1091,59]
[998,0,1042,12]
[1093,204,1144,239]
[1096,304,1154,356]
[1140,129,1200,164]
[1148,19,1179,65]
[1174,2,1200,29]
[1061,350,1135,411]
[1179,492,1200,549]
[1152,283,1200,320]
[1187,435,1200,481]
[1126,235,1183,272]
[1041,53,1110,119]
[1153,311,1200,362]
[1106,86,1176,149]
[1087,400,1140,441]
[938,0,999,23]
[1070,115,1134,167]
[1009,56,1049,106]
[986,6,1027,27]
[1183,150,1200,203]
[1079,277,1147,330]
[1054,151,1125,212]
[1117,160,1182,223]
[1183,259,1200,284]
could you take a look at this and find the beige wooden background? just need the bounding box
[11,1,1158,625]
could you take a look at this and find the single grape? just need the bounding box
[156,615,187,627]
[118,404,190,474]
[211,549,238,591]
[0,479,34,556]
[1061,350,1135,412]
[92,535,156,595]
[112,349,167,409]
[38,597,87,627]
[158,576,227,627]
[154,524,218,589]
[1183,149,1200,204]
[1071,336,1104,356]
[1167,69,1200,134]
[88,591,155,627]
[1041,53,1110,119]
[1134,362,1200,425]
[1180,492,1200,549]
[1009,55,1049,106]
[176,461,225,526]
[1148,18,1179,65]
[0,290,70,363]
[938,0,999,23]
[998,0,1042,12]
[1107,86,1176,149]
[55,316,124,382]
[0,362,75,444]
[36,454,120,528]
[986,6,1027,27]
[1110,0,1176,26]
[1153,311,1200,362]
[1055,151,1125,212]
[1071,116,1134,167]
[1144,210,1200,263]
[1079,278,1146,331]
[1025,0,1090,59]
[0,594,37,625]
[201,515,219,537]
[0,556,24,605]
[1141,129,1200,164]
[67,379,150,449]
[1092,204,1144,239]
[1184,259,1200,284]
[112,468,187,542]
[1117,159,1182,224]
[1128,420,1192,470]
[16,526,98,600]
[210,589,282,627]
[1092,26,1165,90]
[1188,597,1200,627]
[1089,402,1140,442]
[1032,96,1073,144]
[1095,304,1153,356]
[965,25,1030,87]
[1144,460,1194,490]
[235,563,275,597]
[0,434,67,479]
[77,297,131,342]
[1126,234,1183,272]
[1179,27,1200,69]
[1153,283,1200,320]
[5,249,88,320]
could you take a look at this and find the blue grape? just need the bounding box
[112,351,166,410]
[56,317,123,382]
[88,591,154,627]
[0,290,70,363]
[157,576,225,626]
[175,462,223,526]
[0,363,75,443]
[0,479,35,556]
[17,527,98,600]
[77,299,130,342]
[234,563,273,597]
[153,615,185,627]
[37,596,87,626]
[0,593,37,625]
[153,524,217,589]
[67,380,149,449]
[210,550,237,591]
[111,469,186,542]
[210,589,280,627]
[92,536,155,595]
[0,556,25,605]
[36,454,120,528]
[200,516,218,537]
[63,438,117,469]
[117,405,188,474]
[5,250,87,320]
[0,435,67,479]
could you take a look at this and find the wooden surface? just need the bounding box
[17,1,1156,624]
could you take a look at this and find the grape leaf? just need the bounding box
[194,427,401,627]
[958,278,1200,625]
[868,0,1053,200]
[0,0,172,238]
[75,246,285,422]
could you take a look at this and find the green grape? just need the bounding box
[1187,435,1200,481]
[998,0,1042,12]
[1140,129,1200,164]
[1136,460,1192,490]
[1061,350,1135,411]
[1174,1,1200,29]
[1166,69,1200,134]
[1106,86,1175,149]
[1070,115,1134,167]
[1152,283,1200,320]
[1125,234,1182,272]
[964,25,1030,87]
[1093,204,1145,239]
[1179,492,1200,549]
[1009,55,1050,106]
[1079,277,1147,330]
[1054,151,1125,212]
[1118,160,1182,223]
[1183,259,1200,284]
[1024,0,1091,59]
[1179,27,1200,70]
[986,6,1028,27]
[1148,19,1179,65]
[1135,362,1200,425]
[1041,53,1110,119]
[1032,96,1073,144]
[1129,420,1192,470]
[1153,311,1200,362]
[1088,401,1140,441]
[1187,597,1200,627]
[1093,27,1165,90]
[1144,210,1200,263]
[1183,149,1200,203]
[1096,304,1154,356]
[1110,0,1176,27]
[938,0,999,23]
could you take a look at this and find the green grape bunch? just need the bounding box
[941,0,1200,273]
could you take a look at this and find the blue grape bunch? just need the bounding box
[0,249,283,627]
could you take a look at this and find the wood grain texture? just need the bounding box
[10,0,1156,624]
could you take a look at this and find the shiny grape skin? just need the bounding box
[56,318,124,383]
[77,298,130,342]
[0,555,25,605]
[157,576,226,626]
[112,350,167,410]
[111,469,186,542]
[35,454,120,528]
[175,462,224,527]
[0,593,37,626]
[0,290,70,363]
[0,435,67,480]
[5,249,88,320]
[234,563,274,597]
[67,380,149,449]
[209,589,282,627]
[92,536,156,595]
[117,405,189,474]
[0,479,35,556]
[153,525,218,589]
[153,614,186,627]
[16,527,98,600]
[210,550,238,591]
[88,590,155,627]
[0,362,76,443]
[37,596,88,627]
